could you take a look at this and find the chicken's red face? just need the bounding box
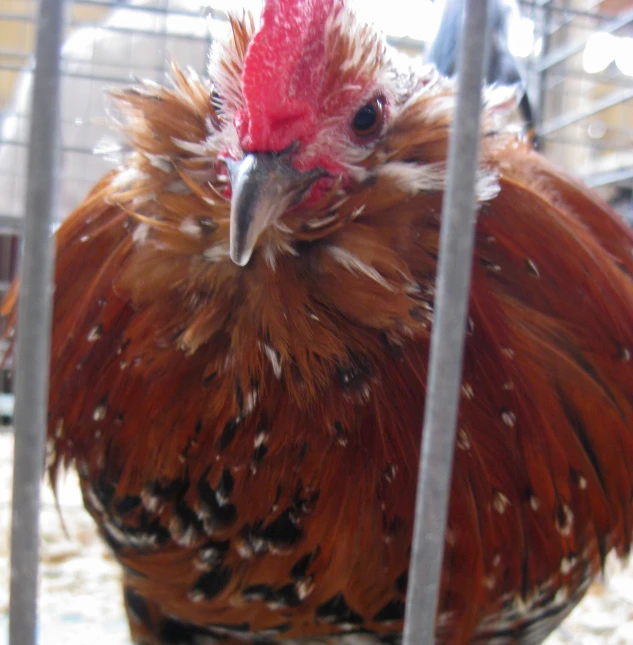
[210,0,399,266]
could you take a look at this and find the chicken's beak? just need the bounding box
[226,152,321,266]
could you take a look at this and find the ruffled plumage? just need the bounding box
[4,3,633,644]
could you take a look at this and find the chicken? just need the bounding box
[5,0,633,643]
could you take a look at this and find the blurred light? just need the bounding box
[532,36,543,57]
[615,37,633,76]
[208,0,263,14]
[353,0,437,41]
[210,0,438,43]
[587,121,607,139]
[583,32,616,74]
[508,17,535,58]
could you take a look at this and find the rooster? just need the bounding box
[5,0,633,643]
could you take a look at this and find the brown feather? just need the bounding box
[4,8,633,645]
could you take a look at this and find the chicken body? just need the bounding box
[5,1,633,644]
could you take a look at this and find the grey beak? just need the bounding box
[226,152,321,266]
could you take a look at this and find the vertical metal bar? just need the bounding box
[402,0,490,643]
[8,0,64,644]
[530,0,552,150]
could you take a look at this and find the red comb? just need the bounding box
[238,0,344,152]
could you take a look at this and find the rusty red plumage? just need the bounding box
[3,2,633,644]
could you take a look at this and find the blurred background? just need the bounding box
[1,0,633,642]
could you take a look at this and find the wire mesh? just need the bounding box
[519,0,633,216]
[0,1,218,226]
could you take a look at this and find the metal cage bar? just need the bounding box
[8,1,64,644]
[403,0,490,642]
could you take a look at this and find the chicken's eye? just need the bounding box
[209,88,223,130]
[351,96,385,142]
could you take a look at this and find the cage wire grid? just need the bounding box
[1,0,633,644]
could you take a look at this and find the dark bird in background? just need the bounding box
[4,0,633,643]
[426,0,535,134]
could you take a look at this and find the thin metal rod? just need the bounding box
[538,86,633,137]
[543,135,633,151]
[0,12,36,22]
[0,217,23,233]
[72,0,214,17]
[542,67,633,90]
[402,0,490,642]
[519,0,621,22]
[582,166,633,189]
[8,0,64,643]
[533,0,552,140]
